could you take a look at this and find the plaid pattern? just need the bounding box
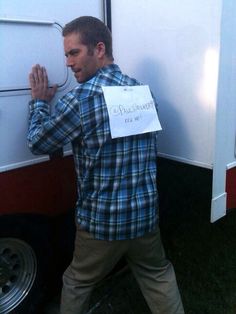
[28,64,159,240]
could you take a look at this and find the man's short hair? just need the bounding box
[63,16,113,60]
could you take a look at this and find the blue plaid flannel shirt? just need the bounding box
[28,64,159,240]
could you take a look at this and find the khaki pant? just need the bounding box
[60,225,184,314]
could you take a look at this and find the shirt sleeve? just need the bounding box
[27,92,81,155]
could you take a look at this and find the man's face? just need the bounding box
[64,32,99,83]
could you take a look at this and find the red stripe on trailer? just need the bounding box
[226,167,236,210]
[0,156,77,216]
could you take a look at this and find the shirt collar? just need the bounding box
[77,64,121,87]
[97,63,121,75]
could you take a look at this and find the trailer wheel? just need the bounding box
[0,238,37,313]
[0,238,38,314]
[0,213,74,314]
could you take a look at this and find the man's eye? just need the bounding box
[65,50,80,58]
[71,50,79,56]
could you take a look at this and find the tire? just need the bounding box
[0,215,55,314]
[0,238,37,314]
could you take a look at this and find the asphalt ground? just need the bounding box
[43,264,151,314]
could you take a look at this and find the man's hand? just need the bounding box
[29,64,57,102]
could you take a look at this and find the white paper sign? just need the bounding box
[102,85,162,139]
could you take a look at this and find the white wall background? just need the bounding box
[111,0,236,221]
[211,0,236,221]
[0,0,104,171]
[111,0,222,168]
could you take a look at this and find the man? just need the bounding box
[28,16,184,314]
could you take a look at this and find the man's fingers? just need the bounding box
[29,64,56,101]
[37,65,44,84]
[30,64,44,84]
[42,67,49,89]
[29,73,36,88]
[31,64,40,84]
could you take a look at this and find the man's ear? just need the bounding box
[96,42,106,58]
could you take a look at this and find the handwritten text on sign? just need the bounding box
[102,85,162,138]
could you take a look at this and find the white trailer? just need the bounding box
[111,0,236,222]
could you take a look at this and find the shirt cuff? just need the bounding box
[29,99,48,111]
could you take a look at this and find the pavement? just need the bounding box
[43,266,151,314]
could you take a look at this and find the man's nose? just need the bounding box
[66,56,74,67]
